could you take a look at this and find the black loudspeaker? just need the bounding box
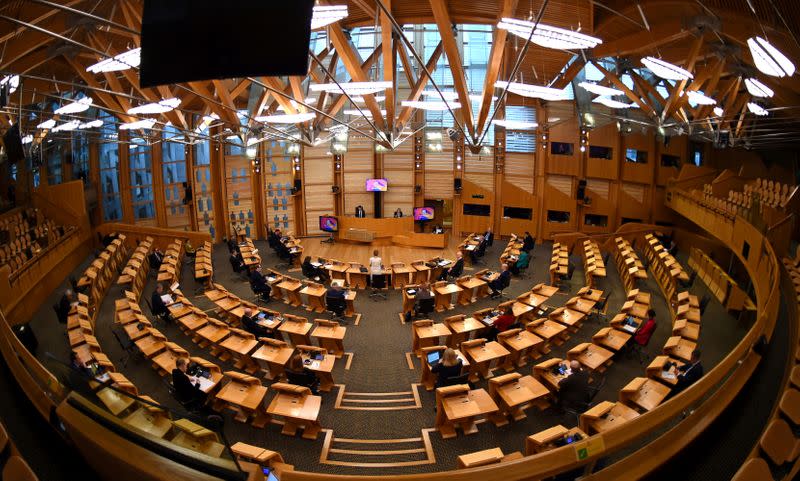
[454,178,462,192]
[291,178,302,194]
[0,83,7,108]
[374,191,382,219]
[414,185,421,193]
[331,185,340,194]
[140,0,314,87]
[3,124,24,164]
[182,182,192,205]
[577,179,587,200]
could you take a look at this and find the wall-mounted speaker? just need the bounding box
[414,185,421,193]
[577,179,587,201]
[332,185,340,194]
[454,178,462,192]
[291,178,302,194]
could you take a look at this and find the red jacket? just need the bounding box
[494,314,516,332]
[634,318,656,346]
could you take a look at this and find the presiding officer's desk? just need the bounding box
[336,216,448,248]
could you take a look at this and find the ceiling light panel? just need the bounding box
[747,37,795,78]
[86,48,141,73]
[641,56,693,81]
[498,18,602,50]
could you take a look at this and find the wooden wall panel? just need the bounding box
[542,174,577,237]
[343,138,375,217]
[656,135,686,186]
[586,122,619,180]
[505,152,535,194]
[581,178,616,234]
[263,141,295,234]
[547,116,581,176]
[303,152,334,235]
[457,179,494,234]
[618,181,650,222]
[621,133,655,184]
[384,146,415,217]
[425,146,454,199]
[224,155,256,238]
[499,180,537,236]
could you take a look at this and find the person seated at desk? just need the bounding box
[267,227,279,249]
[241,307,272,339]
[368,250,383,286]
[355,205,366,218]
[227,237,238,253]
[509,249,530,276]
[667,239,678,256]
[302,256,329,283]
[101,232,118,247]
[522,232,535,252]
[488,306,519,341]
[431,348,464,388]
[149,248,165,269]
[229,248,245,273]
[488,264,511,298]
[248,266,271,300]
[393,208,403,218]
[184,240,196,258]
[172,358,207,410]
[483,227,494,246]
[151,283,171,319]
[55,288,75,324]
[558,360,591,412]
[670,349,703,395]
[438,251,464,281]
[411,282,434,318]
[326,281,346,300]
[432,225,444,234]
[285,354,320,395]
[634,309,657,347]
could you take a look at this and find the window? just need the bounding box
[547,210,570,223]
[98,112,121,221]
[660,154,680,168]
[71,130,90,181]
[589,146,613,160]
[584,214,608,227]
[193,135,215,239]
[503,206,532,220]
[621,217,642,224]
[45,141,63,185]
[505,105,536,152]
[163,125,190,229]
[690,143,704,166]
[625,149,648,163]
[550,142,574,156]
[463,203,490,216]
[742,241,750,260]
[129,137,155,222]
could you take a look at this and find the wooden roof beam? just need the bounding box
[397,42,417,86]
[592,19,689,58]
[381,0,396,135]
[397,41,444,130]
[591,61,656,117]
[317,45,384,129]
[662,35,706,121]
[476,0,518,137]
[429,0,475,141]
[65,57,135,123]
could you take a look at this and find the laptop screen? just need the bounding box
[426,351,441,365]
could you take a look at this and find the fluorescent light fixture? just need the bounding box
[400,100,461,110]
[592,96,636,109]
[310,81,392,95]
[37,119,56,129]
[54,97,93,115]
[685,90,716,105]
[469,93,497,102]
[744,78,774,98]
[51,120,80,132]
[713,107,724,116]
[343,109,387,117]
[421,90,459,100]
[425,131,443,140]
[492,119,538,130]
[747,102,769,116]
[255,112,316,123]
[119,119,157,130]
[22,135,33,144]
[86,47,141,73]
[0,75,19,94]
[494,81,567,101]
[578,81,623,97]
[747,37,795,78]
[350,95,385,103]
[127,98,181,115]
[311,5,348,30]
[497,18,602,50]
[79,119,103,129]
[641,56,693,81]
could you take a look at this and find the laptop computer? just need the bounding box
[426,351,441,365]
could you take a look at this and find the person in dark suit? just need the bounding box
[229,248,245,273]
[558,361,591,411]
[55,289,75,324]
[483,227,494,246]
[522,232,535,252]
[672,350,703,394]
[355,205,366,218]
[489,263,511,297]
[172,358,207,409]
[241,307,271,339]
[393,208,403,218]
[438,252,464,280]
[249,266,271,300]
[326,281,346,300]
[151,283,170,318]
[149,248,164,269]
[285,354,320,394]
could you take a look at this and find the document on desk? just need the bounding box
[661,371,676,380]
[310,262,323,268]
[622,325,637,333]
[170,282,180,292]
[466,245,476,251]
[161,294,174,304]
[309,360,321,369]
[196,376,216,392]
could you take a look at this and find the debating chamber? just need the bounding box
[1,0,800,480]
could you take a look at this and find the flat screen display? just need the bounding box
[414,207,434,221]
[319,216,338,232]
[365,178,388,192]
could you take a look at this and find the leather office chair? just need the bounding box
[286,370,320,395]
[442,372,472,388]
[369,274,387,301]
[326,296,347,322]
[414,297,435,319]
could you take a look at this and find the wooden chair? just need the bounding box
[759,418,796,466]
[3,456,39,481]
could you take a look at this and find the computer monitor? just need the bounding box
[365,178,388,192]
[426,351,441,365]
[413,207,434,221]
[319,216,338,232]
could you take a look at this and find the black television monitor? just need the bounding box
[319,216,338,232]
[414,207,434,221]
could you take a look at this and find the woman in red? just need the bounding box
[634,309,657,346]
[489,307,518,341]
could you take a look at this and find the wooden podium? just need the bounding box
[336,216,448,248]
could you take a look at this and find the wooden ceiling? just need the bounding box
[0,0,799,148]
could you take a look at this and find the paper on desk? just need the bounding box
[661,371,676,380]
[309,360,321,369]
[196,376,216,392]
[161,294,174,304]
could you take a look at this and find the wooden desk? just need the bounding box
[346,267,368,289]
[193,321,231,357]
[436,387,499,439]
[251,340,294,380]
[266,383,322,440]
[526,425,587,455]
[488,373,550,423]
[663,336,697,362]
[277,318,313,347]
[568,343,615,373]
[497,329,544,370]
[527,319,569,352]
[124,404,172,439]
[277,279,303,307]
[457,277,488,305]
[549,307,586,332]
[177,312,209,333]
[324,263,349,281]
[434,283,463,312]
[392,265,414,288]
[592,327,632,352]
[299,284,326,313]
[412,262,431,284]
[532,358,570,392]
[646,355,684,387]
[444,316,485,348]
[97,386,136,416]
[619,377,671,412]
[297,347,336,392]
[311,321,346,358]
[672,318,700,341]
[580,401,640,434]
[220,331,259,373]
[462,340,510,382]
[215,375,268,426]
[412,322,452,356]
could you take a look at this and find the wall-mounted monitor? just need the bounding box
[414,207,435,221]
[463,204,491,217]
[365,178,388,192]
[319,215,338,232]
[503,206,533,220]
